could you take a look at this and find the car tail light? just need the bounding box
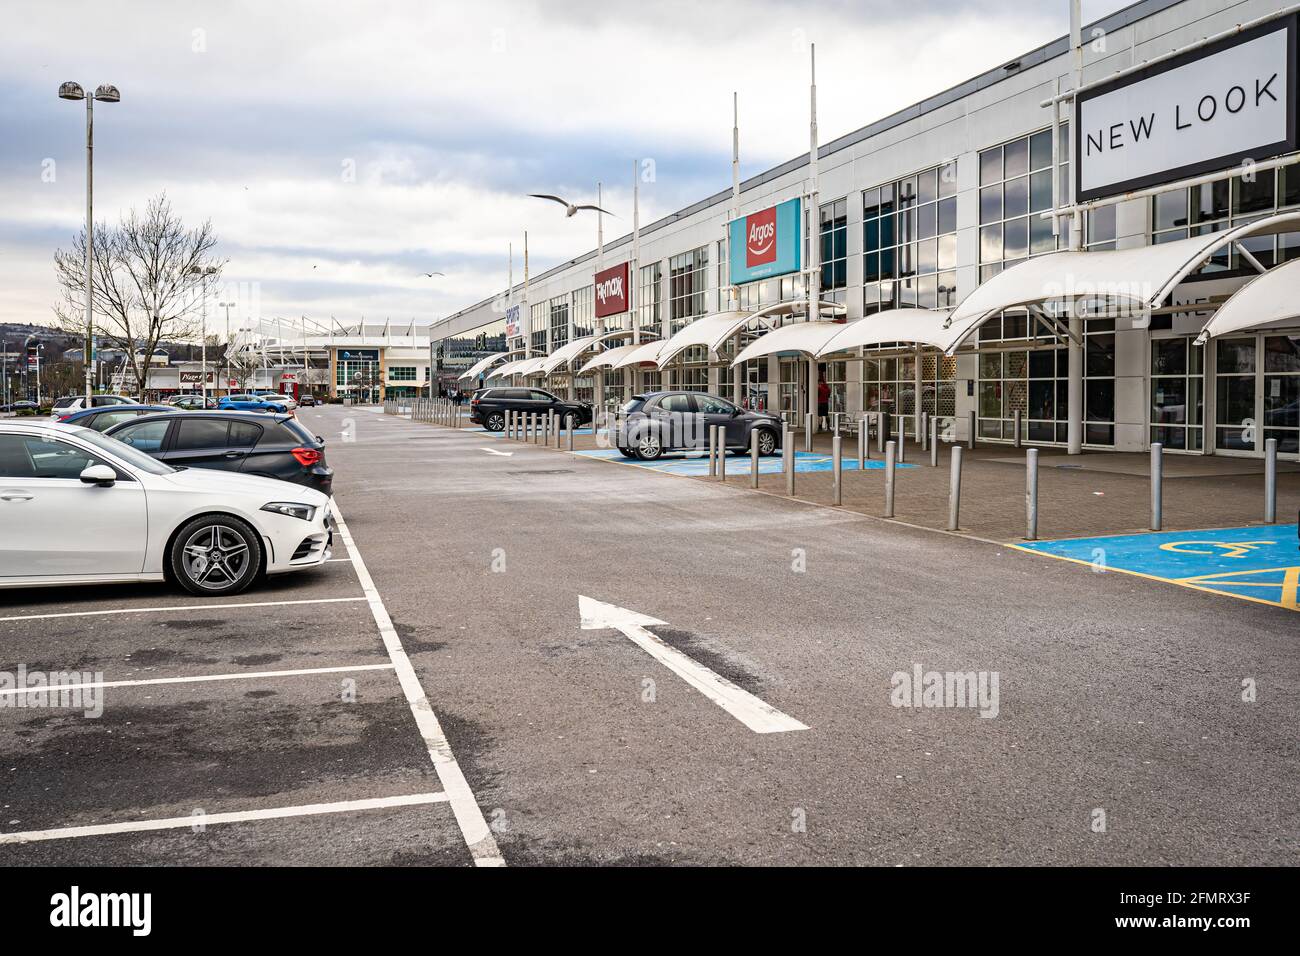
[291,447,322,466]
[57,414,74,422]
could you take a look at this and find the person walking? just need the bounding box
[817,374,830,430]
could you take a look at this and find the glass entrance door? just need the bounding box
[1214,334,1300,457]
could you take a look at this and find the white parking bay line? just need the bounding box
[0,792,449,845]
[0,596,367,623]
[330,501,505,868]
[0,663,395,697]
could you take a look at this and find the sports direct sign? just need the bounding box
[594,262,629,318]
[728,197,801,284]
[1076,17,1296,202]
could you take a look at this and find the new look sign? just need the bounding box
[728,197,802,284]
[1076,17,1297,202]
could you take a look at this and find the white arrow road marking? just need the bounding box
[579,595,808,734]
[480,447,514,457]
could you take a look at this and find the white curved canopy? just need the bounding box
[577,342,643,374]
[945,211,1300,346]
[816,308,957,355]
[1195,258,1300,343]
[539,335,598,374]
[642,301,848,370]
[513,356,549,377]
[731,321,845,365]
[458,352,509,381]
[612,340,666,370]
[487,358,528,379]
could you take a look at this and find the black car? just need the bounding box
[105,411,333,494]
[1,400,39,413]
[299,394,318,407]
[470,387,592,432]
[617,391,782,461]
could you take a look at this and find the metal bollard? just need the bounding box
[948,445,963,531]
[876,411,886,454]
[750,428,760,489]
[897,429,905,463]
[1265,438,1277,524]
[967,410,976,450]
[542,413,550,446]
[884,441,896,517]
[832,434,842,506]
[858,415,868,467]
[920,411,928,452]
[1150,442,1163,531]
[718,427,727,481]
[530,413,537,444]
[804,412,814,453]
[930,415,939,467]
[1026,448,1039,540]
[707,425,717,477]
[1013,408,1022,449]
[566,415,575,452]
[784,426,795,496]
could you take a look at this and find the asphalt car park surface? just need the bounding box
[290,405,1297,865]
[4,403,1297,867]
[0,476,495,866]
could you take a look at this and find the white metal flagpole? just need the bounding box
[523,231,531,358]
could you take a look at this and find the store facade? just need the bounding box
[430,0,1300,458]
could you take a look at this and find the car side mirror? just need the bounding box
[731,407,741,417]
[79,464,117,486]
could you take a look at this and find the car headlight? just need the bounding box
[261,501,317,521]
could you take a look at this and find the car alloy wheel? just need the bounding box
[635,432,662,461]
[757,428,777,455]
[486,412,505,432]
[170,516,261,596]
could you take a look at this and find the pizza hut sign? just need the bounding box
[594,262,629,318]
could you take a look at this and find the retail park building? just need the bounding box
[428,0,1300,461]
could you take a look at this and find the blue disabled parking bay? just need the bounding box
[575,448,917,477]
[1011,525,1300,612]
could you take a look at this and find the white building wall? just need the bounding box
[432,0,1293,454]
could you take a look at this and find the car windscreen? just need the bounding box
[69,426,175,475]
[52,397,77,408]
[622,397,646,414]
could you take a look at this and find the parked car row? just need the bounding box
[0,392,335,598]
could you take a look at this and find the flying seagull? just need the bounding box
[529,194,614,218]
[420,271,445,277]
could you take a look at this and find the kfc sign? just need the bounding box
[728,197,801,284]
[745,207,778,267]
[594,262,629,318]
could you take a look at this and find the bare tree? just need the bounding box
[54,193,221,399]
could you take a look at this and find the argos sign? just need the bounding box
[594,262,630,318]
[728,197,801,284]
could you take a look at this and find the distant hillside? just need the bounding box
[0,323,208,362]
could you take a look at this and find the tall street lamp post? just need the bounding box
[59,81,119,404]
[190,266,219,401]
[219,300,235,397]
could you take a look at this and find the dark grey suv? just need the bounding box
[470,387,592,432]
[616,391,782,461]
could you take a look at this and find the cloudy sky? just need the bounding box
[0,0,1131,331]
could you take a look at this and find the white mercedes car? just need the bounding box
[0,420,332,596]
